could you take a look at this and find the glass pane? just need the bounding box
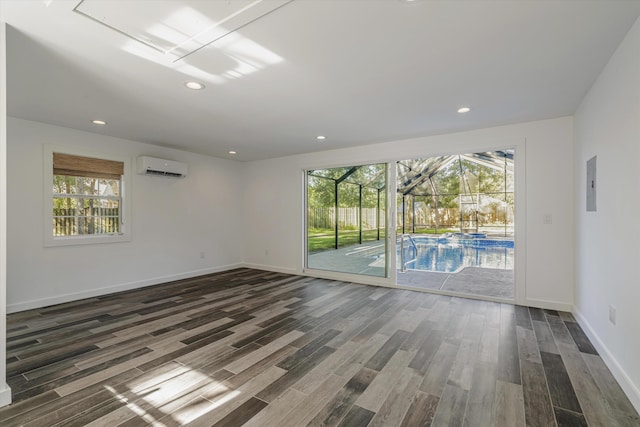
[307,175,335,253]
[430,162,460,195]
[396,150,515,300]
[53,197,120,236]
[53,175,120,196]
[53,175,76,194]
[308,167,351,180]
[307,163,387,277]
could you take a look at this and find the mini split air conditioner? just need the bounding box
[137,156,188,178]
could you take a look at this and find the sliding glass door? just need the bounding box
[305,163,388,278]
[395,150,515,300]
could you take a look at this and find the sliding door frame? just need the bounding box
[302,161,396,287]
[300,139,526,306]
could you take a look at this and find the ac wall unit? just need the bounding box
[136,156,188,178]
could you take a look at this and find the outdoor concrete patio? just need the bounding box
[308,240,514,299]
[396,267,514,299]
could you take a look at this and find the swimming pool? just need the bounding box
[399,235,514,273]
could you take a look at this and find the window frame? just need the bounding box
[43,145,132,247]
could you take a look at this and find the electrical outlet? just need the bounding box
[609,305,617,325]
[265,249,269,256]
[200,251,205,259]
[543,213,552,224]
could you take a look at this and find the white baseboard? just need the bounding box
[0,383,11,408]
[7,263,244,313]
[573,308,640,414]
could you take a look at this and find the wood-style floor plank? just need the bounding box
[491,380,525,427]
[520,359,556,427]
[400,390,439,426]
[582,353,640,425]
[431,383,466,427]
[540,351,583,413]
[369,366,423,427]
[0,268,637,426]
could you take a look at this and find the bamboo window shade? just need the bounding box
[53,153,124,180]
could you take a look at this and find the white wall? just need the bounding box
[573,17,640,411]
[0,20,13,407]
[241,116,574,310]
[6,118,244,312]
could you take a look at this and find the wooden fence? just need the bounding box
[53,207,119,236]
[308,207,384,230]
[401,206,514,227]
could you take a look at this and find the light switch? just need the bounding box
[543,214,552,224]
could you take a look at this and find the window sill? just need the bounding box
[44,233,131,247]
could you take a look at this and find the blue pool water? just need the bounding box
[399,236,514,273]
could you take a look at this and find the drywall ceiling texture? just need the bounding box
[241,116,575,311]
[573,17,640,413]
[2,0,640,160]
[5,118,244,312]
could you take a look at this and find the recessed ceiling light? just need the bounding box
[457,107,471,113]
[185,81,205,90]
[316,135,326,140]
[228,150,237,155]
[91,119,107,125]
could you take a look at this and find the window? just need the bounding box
[44,147,131,246]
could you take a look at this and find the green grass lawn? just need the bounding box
[308,228,385,253]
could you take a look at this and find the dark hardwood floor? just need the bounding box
[1,268,638,426]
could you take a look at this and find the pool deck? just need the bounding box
[308,242,386,277]
[308,240,515,300]
[397,267,514,299]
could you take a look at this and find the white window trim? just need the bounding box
[43,145,132,247]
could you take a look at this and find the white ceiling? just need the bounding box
[2,0,639,161]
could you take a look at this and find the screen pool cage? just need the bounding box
[307,164,387,252]
[397,150,514,237]
[307,150,514,254]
